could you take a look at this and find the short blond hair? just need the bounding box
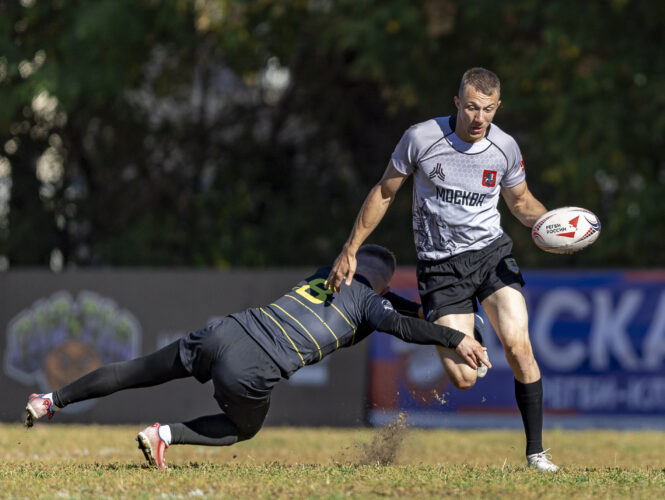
[459,67,501,97]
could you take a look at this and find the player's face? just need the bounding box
[454,85,501,143]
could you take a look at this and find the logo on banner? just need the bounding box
[4,291,141,412]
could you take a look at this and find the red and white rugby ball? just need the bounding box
[531,207,601,254]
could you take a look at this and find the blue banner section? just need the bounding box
[368,269,665,428]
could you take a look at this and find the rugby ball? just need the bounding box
[531,207,601,254]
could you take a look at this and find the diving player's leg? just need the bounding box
[137,323,282,468]
[166,396,271,447]
[433,312,478,390]
[204,328,281,443]
[54,340,189,406]
[137,403,271,470]
[481,286,558,472]
[25,340,189,426]
[166,348,279,448]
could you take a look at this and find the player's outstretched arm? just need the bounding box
[382,291,422,318]
[501,180,547,227]
[376,313,490,371]
[326,162,408,291]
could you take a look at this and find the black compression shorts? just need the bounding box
[179,317,283,429]
[417,233,525,322]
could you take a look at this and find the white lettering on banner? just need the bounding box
[589,290,641,370]
[643,292,665,369]
[532,287,665,372]
[532,288,588,371]
[544,376,665,411]
[626,376,665,410]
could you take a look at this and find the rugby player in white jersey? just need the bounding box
[327,68,559,472]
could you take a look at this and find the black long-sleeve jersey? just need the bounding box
[231,267,466,377]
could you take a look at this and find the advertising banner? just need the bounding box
[368,269,665,429]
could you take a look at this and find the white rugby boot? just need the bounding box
[137,422,169,469]
[473,314,489,378]
[527,449,560,472]
[24,393,57,427]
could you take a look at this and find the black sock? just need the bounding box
[514,378,543,456]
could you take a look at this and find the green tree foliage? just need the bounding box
[0,0,663,268]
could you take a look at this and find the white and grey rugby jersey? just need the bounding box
[391,115,525,260]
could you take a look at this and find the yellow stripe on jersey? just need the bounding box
[329,302,357,345]
[271,303,323,360]
[260,307,305,366]
[284,294,339,349]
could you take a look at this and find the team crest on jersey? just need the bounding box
[504,257,520,274]
[482,169,497,187]
[520,158,525,171]
[428,163,445,182]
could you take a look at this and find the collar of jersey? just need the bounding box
[446,114,492,154]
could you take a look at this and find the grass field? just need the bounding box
[1,421,664,499]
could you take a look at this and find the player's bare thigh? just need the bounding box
[434,313,477,390]
[480,286,540,383]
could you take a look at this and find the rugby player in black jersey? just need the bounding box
[23,244,488,469]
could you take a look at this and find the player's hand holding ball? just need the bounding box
[531,207,601,254]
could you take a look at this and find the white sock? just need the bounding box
[158,425,172,445]
[42,393,61,411]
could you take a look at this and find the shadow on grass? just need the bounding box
[88,461,224,471]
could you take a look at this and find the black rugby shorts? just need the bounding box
[417,233,525,322]
[179,316,282,429]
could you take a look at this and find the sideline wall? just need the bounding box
[0,269,367,426]
[4,268,664,429]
